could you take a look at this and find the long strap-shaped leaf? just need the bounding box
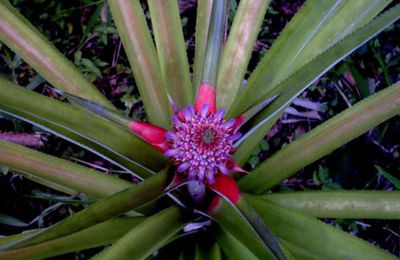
[229,0,391,116]
[235,198,290,259]
[216,230,259,260]
[17,170,77,195]
[148,0,194,107]
[199,0,228,86]
[194,241,223,260]
[193,0,213,91]
[1,168,172,250]
[290,0,392,73]
[227,0,342,116]
[0,141,131,198]
[263,191,400,219]
[234,5,400,167]
[245,195,397,259]
[0,0,112,108]
[0,77,167,176]
[108,0,170,128]
[216,0,270,110]
[0,217,145,260]
[239,80,400,193]
[92,206,188,260]
[207,198,286,259]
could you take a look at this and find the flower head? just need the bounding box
[125,82,243,206]
[164,104,241,184]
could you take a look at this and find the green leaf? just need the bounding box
[0,230,41,247]
[208,198,278,259]
[234,5,400,167]
[80,58,102,77]
[53,88,132,129]
[0,217,145,260]
[199,0,228,85]
[193,0,213,91]
[108,0,170,128]
[14,170,77,195]
[1,168,172,251]
[347,62,371,98]
[25,190,93,206]
[148,0,194,107]
[290,0,392,73]
[236,198,287,259]
[229,0,391,116]
[239,81,400,193]
[245,195,397,259]
[0,214,29,227]
[375,165,400,189]
[194,241,223,260]
[0,141,131,199]
[0,77,167,177]
[217,0,270,110]
[93,207,188,260]
[0,1,112,108]
[263,191,400,219]
[216,230,259,260]
[228,0,341,116]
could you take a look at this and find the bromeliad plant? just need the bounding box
[0,0,399,259]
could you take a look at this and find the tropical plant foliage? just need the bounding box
[0,0,399,259]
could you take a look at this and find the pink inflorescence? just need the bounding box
[164,104,241,184]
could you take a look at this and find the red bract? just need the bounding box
[207,174,241,212]
[128,121,168,152]
[128,82,243,206]
[194,83,217,114]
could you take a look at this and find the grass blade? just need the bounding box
[108,0,170,128]
[0,1,112,108]
[245,194,397,259]
[0,214,28,228]
[375,166,400,189]
[217,0,270,110]
[148,0,194,107]
[263,191,400,219]
[239,80,400,193]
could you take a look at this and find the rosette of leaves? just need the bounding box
[0,0,399,259]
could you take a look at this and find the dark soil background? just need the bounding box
[0,0,399,258]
